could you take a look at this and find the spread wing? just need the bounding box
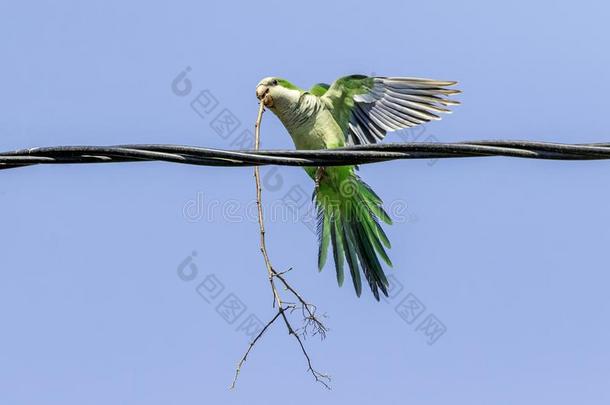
[321,75,460,146]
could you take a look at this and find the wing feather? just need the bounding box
[322,75,460,146]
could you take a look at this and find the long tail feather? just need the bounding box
[330,217,345,286]
[315,169,392,300]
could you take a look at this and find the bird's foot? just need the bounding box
[314,167,326,195]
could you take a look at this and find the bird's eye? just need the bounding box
[271,79,278,86]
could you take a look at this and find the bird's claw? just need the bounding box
[314,167,325,194]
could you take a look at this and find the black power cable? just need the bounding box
[2,140,610,171]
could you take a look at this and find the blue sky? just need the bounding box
[1,1,609,404]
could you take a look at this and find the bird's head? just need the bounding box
[256,77,301,109]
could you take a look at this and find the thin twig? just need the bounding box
[252,102,283,308]
[277,308,331,389]
[230,307,285,389]
[274,272,328,339]
[230,101,330,390]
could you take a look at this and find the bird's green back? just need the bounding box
[309,83,331,97]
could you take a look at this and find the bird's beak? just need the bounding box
[256,85,268,100]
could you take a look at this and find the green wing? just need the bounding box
[309,82,331,97]
[321,75,460,145]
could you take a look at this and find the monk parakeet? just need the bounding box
[256,75,459,300]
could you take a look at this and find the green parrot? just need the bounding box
[255,75,459,300]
